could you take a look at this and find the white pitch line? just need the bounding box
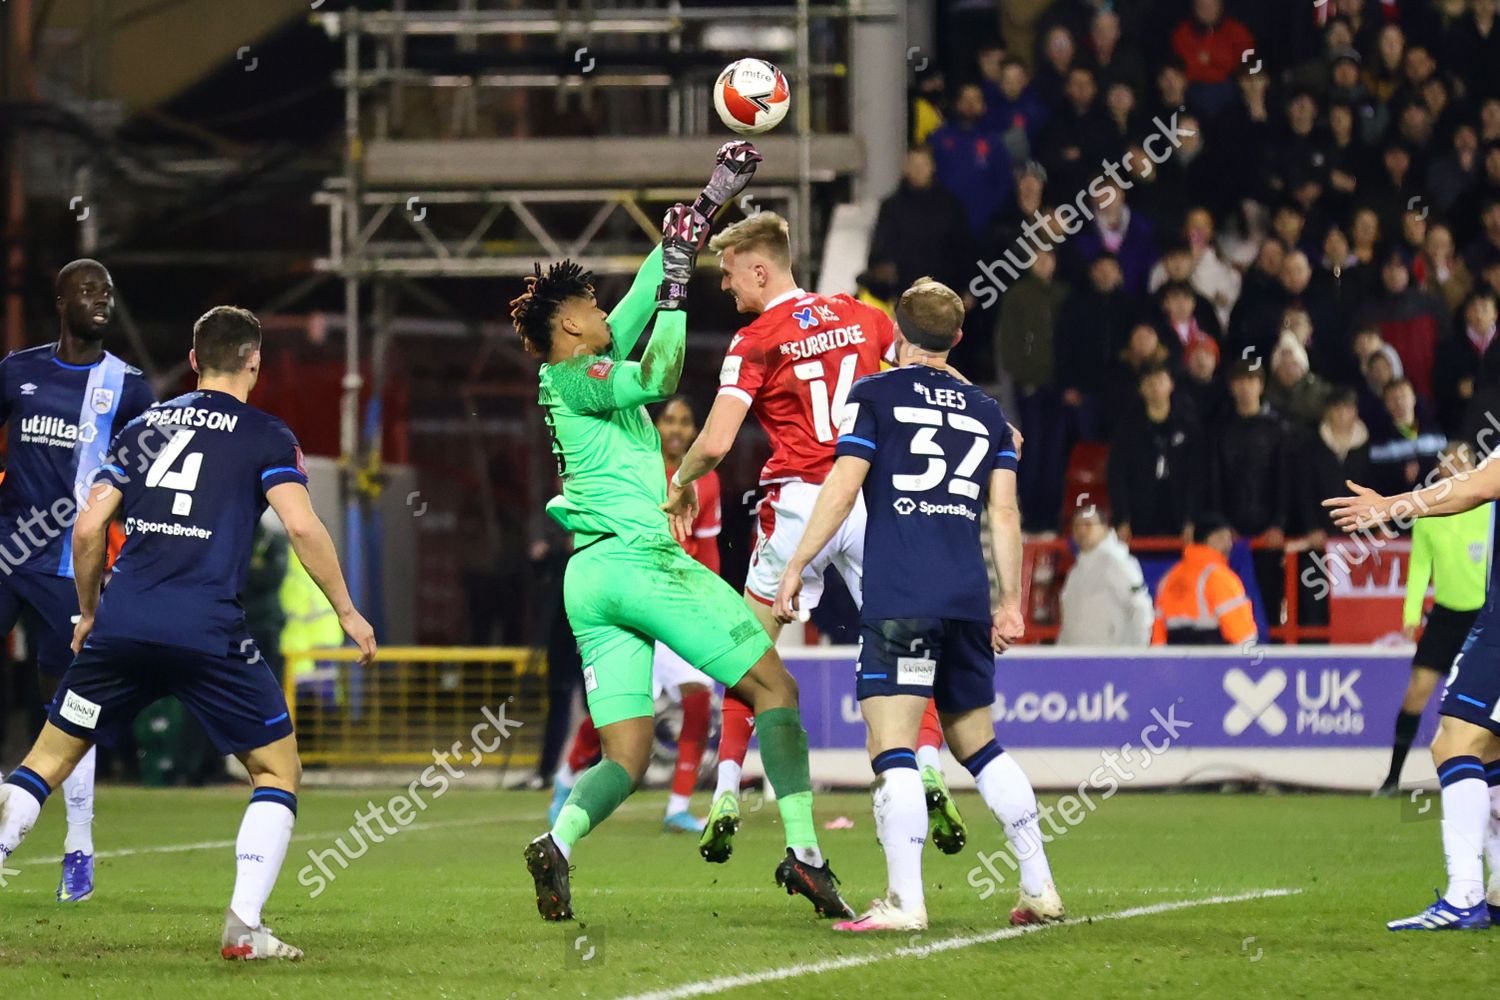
[16,801,662,868]
[612,888,1303,1000]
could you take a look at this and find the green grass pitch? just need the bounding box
[0,786,1495,997]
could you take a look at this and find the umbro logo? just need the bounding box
[19,383,36,395]
[892,497,916,516]
[1222,668,1288,736]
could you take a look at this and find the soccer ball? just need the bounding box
[713,58,790,135]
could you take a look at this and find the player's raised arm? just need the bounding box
[266,482,376,665]
[1324,451,1500,533]
[607,142,759,361]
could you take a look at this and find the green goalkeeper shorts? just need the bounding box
[564,533,772,728]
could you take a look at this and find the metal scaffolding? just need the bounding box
[314,0,901,612]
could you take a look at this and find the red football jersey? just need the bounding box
[717,289,896,485]
[666,465,722,573]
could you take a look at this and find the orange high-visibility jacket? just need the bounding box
[1151,543,1257,646]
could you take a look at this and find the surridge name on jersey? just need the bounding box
[143,406,239,432]
[777,323,866,361]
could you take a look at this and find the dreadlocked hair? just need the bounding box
[509,259,596,354]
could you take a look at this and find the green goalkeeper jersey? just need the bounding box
[538,246,686,547]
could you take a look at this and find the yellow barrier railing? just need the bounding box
[283,646,547,767]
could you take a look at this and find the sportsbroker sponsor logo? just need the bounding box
[124,517,213,540]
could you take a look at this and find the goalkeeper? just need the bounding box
[514,143,852,923]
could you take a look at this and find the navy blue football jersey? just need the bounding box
[89,390,308,655]
[0,345,154,576]
[835,365,1017,622]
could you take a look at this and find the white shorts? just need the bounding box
[744,480,865,611]
[653,642,715,700]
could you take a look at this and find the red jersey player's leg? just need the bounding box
[665,686,713,831]
[917,700,943,756]
[715,692,755,795]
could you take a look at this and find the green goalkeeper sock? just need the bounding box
[755,707,822,863]
[550,758,635,856]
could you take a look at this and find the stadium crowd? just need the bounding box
[869,0,1500,565]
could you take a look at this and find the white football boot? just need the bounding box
[221,908,304,961]
[833,896,928,932]
[1010,881,1066,926]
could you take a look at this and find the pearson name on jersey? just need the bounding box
[717,289,895,486]
[834,365,1017,623]
[0,345,155,577]
[89,389,306,655]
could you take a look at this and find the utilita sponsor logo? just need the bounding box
[20,414,96,447]
[1222,668,1364,737]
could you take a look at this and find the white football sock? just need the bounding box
[0,784,44,863]
[916,745,942,773]
[1486,782,1500,898]
[665,793,692,817]
[791,845,824,867]
[62,746,96,855]
[974,752,1054,896]
[714,760,742,801]
[873,766,926,911]
[551,832,572,861]
[229,798,295,929]
[1440,775,1488,908]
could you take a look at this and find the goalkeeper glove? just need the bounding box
[692,141,763,219]
[658,203,709,310]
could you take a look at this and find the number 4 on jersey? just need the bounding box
[795,355,858,443]
[145,429,204,492]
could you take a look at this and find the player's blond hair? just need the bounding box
[896,277,964,351]
[707,211,792,270]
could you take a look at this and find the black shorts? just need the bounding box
[856,617,995,714]
[1415,605,1481,672]
[1441,615,1500,737]
[0,569,80,678]
[49,635,293,755]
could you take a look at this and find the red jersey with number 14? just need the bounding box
[717,289,895,485]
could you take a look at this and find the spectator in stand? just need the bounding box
[1180,334,1228,428]
[1353,248,1443,400]
[1267,332,1331,429]
[1445,0,1500,104]
[869,146,977,294]
[1230,249,1341,370]
[1108,364,1204,543]
[1324,98,1364,221]
[1156,279,1217,365]
[1433,291,1500,436]
[1463,197,1500,275]
[1070,183,1158,296]
[1298,384,1371,525]
[1369,376,1448,497]
[1360,341,1405,437]
[929,82,1012,241]
[908,66,947,146]
[1109,323,1173,417]
[1151,59,1191,123]
[984,56,1050,150]
[1038,65,1110,198]
[1150,515,1258,646]
[1057,505,1154,648]
[1184,207,1242,329]
[1271,201,1317,262]
[1366,141,1422,239]
[1427,123,1478,220]
[987,160,1048,265]
[1215,66,1274,209]
[1415,221,1474,319]
[1211,359,1293,551]
[1366,22,1407,105]
[997,249,1070,533]
[1170,0,1255,119]
[1056,253,1138,443]
[1032,23,1079,109]
[1151,245,1224,337]
[1267,91,1329,208]
[1084,8,1146,93]
[1102,81,1145,160]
